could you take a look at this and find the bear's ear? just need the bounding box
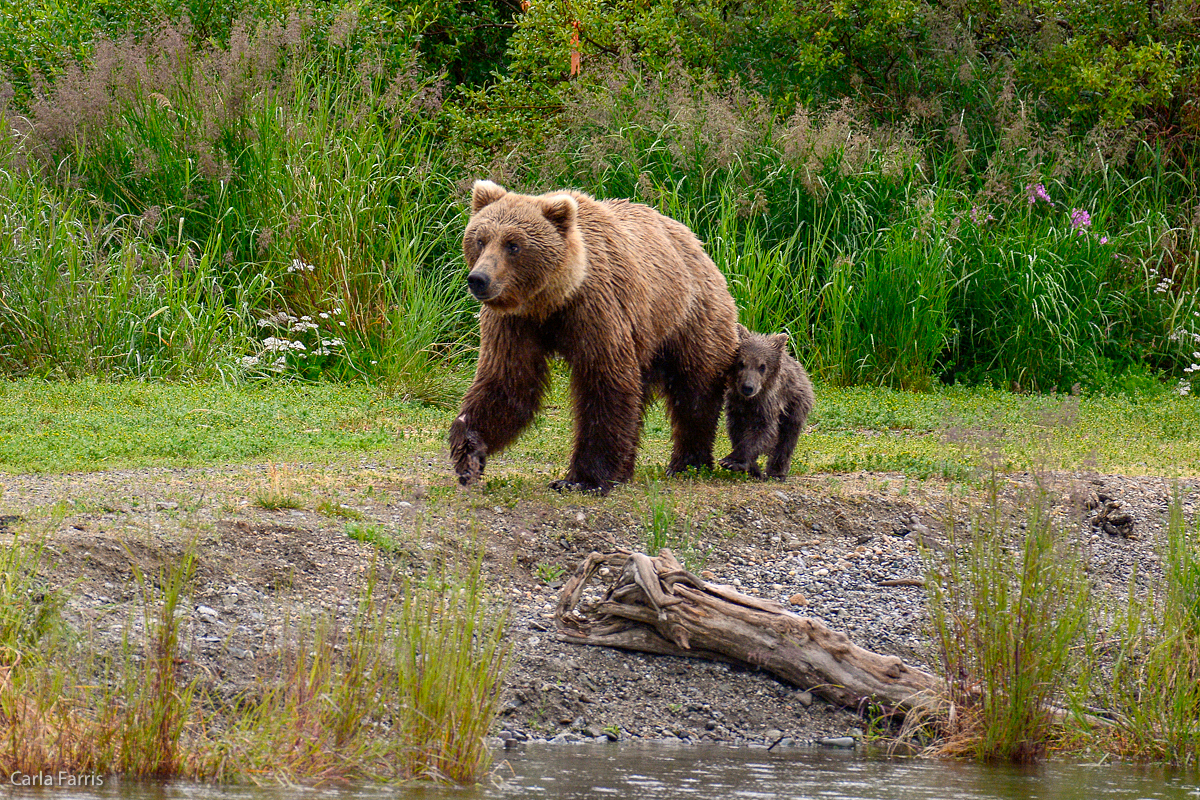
[736,323,750,339]
[472,180,507,214]
[540,194,578,234]
[768,333,789,351]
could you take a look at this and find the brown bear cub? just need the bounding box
[449,180,739,495]
[720,324,815,480]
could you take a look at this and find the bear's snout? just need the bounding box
[739,383,758,398]
[467,271,494,300]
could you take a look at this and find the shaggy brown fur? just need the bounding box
[720,324,815,480]
[449,180,739,495]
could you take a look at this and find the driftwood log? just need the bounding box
[556,548,944,716]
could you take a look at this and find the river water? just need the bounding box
[19,744,1200,799]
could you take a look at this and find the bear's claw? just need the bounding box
[549,479,611,496]
[449,419,487,485]
[719,455,748,473]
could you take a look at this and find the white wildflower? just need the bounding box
[319,312,330,319]
[289,258,316,273]
[290,320,319,333]
[240,355,260,368]
[262,336,291,352]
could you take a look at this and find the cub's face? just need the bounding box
[732,326,787,399]
[462,180,581,316]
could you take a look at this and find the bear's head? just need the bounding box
[462,180,588,317]
[731,323,787,399]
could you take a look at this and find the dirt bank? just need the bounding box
[1,459,1194,746]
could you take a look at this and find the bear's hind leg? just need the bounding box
[663,375,724,476]
[552,364,643,495]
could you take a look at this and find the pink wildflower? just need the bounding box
[1026,183,1053,206]
[1070,208,1091,234]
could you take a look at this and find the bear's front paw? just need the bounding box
[549,478,611,496]
[449,418,487,485]
[719,455,749,473]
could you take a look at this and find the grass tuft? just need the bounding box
[924,474,1091,762]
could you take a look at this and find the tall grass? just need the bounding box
[1105,492,1200,765]
[207,564,511,784]
[530,71,1200,392]
[3,17,1199,392]
[924,476,1091,762]
[0,534,511,784]
[3,17,474,398]
[0,161,265,379]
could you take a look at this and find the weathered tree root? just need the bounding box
[555,548,944,717]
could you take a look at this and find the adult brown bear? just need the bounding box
[449,180,738,495]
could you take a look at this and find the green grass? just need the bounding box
[4,379,1200,480]
[0,380,443,472]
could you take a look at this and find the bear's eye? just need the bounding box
[505,241,520,255]
[476,235,488,249]
[736,361,744,370]
[757,364,767,374]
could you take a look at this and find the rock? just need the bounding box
[788,593,808,607]
[1095,499,1135,538]
[818,736,857,748]
[155,501,178,511]
[796,691,813,707]
[196,605,219,623]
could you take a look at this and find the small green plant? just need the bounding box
[0,533,66,660]
[118,545,200,776]
[205,563,511,783]
[535,562,566,584]
[317,498,365,520]
[640,482,707,571]
[345,522,406,557]
[254,462,304,511]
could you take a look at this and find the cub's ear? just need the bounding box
[767,333,789,351]
[736,323,750,339]
[472,180,507,214]
[540,194,578,234]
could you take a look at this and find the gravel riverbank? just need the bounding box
[1,461,1194,747]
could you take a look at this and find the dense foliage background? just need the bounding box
[1,0,1198,399]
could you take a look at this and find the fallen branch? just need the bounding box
[556,548,944,716]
